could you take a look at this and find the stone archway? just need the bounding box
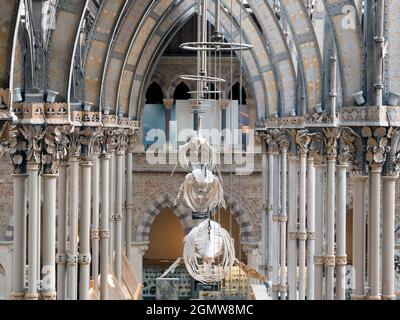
[136,193,194,242]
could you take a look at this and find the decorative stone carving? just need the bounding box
[362,127,389,168]
[126,128,140,153]
[296,130,311,156]
[42,126,70,174]
[80,127,103,162]
[20,126,45,164]
[323,128,340,160]
[100,128,119,156]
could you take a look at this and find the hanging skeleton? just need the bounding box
[175,118,224,212]
[176,164,225,213]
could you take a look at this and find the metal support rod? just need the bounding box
[91,157,100,290]
[12,174,27,300]
[56,164,68,300]
[100,155,110,300]
[79,162,93,300]
[42,174,58,300]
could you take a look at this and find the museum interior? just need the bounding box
[0,0,399,301]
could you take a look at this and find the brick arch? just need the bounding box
[136,192,194,242]
[136,191,257,244]
[223,193,256,243]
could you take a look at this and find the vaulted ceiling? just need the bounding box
[1,0,399,124]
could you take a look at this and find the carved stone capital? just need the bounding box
[323,128,340,160]
[363,127,389,168]
[296,130,311,157]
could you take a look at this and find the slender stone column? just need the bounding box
[91,157,100,290]
[368,164,382,299]
[351,173,368,300]
[56,164,68,300]
[163,99,174,141]
[298,146,308,300]
[261,142,268,275]
[114,150,124,282]
[314,164,326,300]
[100,154,110,300]
[280,145,288,299]
[12,174,27,300]
[272,152,280,300]
[42,174,58,300]
[79,161,93,300]
[268,143,278,300]
[287,154,298,300]
[306,156,315,300]
[67,156,80,300]
[336,163,348,300]
[26,163,40,300]
[125,151,133,260]
[381,174,398,300]
[109,153,115,265]
[325,157,336,300]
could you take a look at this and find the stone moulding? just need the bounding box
[9,104,140,129]
[257,106,400,129]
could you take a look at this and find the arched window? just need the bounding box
[229,82,247,105]
[146,82,164,104]
[173,82,191,100]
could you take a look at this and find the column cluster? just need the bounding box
[259,125,400,301]
[9,124,138,300]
